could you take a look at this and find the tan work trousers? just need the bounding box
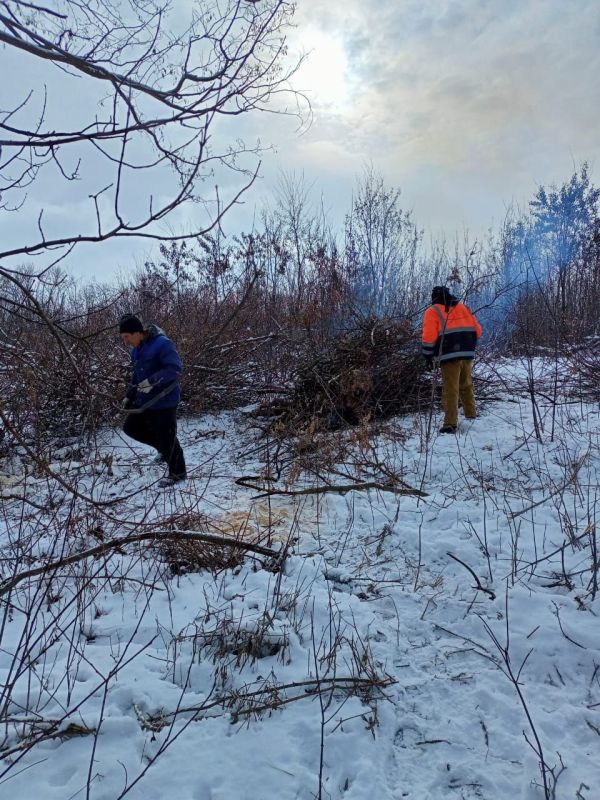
[440,359,476,427]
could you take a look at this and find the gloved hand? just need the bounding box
[423,356,434,371]
[136,378,153,394]
[123,397,136,410]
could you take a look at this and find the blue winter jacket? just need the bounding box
[127,325,182,410]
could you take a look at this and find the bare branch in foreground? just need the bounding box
[0,530,285,597]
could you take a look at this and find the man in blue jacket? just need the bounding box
[119,314,186,487]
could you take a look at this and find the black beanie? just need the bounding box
[431,286,456,306]
[119,314,144,334]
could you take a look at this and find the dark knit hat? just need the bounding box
[431,286,457,307]
[119,314,144,334]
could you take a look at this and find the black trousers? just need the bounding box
[123,407,186,478]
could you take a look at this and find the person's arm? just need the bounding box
[421,307,440,361]
[146,339,182,388]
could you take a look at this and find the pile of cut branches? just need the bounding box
[255,318,431,430]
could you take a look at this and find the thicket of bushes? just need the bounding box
[1,166,599,447]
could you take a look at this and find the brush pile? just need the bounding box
[255,318,432,430]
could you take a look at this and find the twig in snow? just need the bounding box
[235,476,427,499]
[447,552,496,599]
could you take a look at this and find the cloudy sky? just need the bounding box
[241,0,600,238]
[1,0,599,282]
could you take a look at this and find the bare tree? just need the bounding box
[344,165,423,318]
[0,0,304,277]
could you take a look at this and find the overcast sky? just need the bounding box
[2,0,599,282]
[236,0,600,239]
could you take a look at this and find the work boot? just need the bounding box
[439,425,457,434]
[158,472,187,488]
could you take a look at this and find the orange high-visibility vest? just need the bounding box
[421,302,482,362]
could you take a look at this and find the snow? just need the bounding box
[1,359,599,799]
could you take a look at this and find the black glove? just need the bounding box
[423,356,434,371]
[123,397,136,410]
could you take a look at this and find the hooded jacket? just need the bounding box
[421,297,482,363]
[126,325,182,409]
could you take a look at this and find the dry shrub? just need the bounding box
[147,512,247,576]
[568,336,600,401]
[202,618,288,666]
[0,271,127,447]
[7,338,122,442]
[156,537,243,576]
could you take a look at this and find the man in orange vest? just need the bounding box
[421,286,482,434]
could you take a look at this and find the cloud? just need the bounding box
[3,0,598,282]
[273,0,600,233]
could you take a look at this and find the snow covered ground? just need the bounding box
[1,359,599,800]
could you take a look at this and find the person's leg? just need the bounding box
[123,411,155,447]
[440,361,461,428]
[150,408,186,479]
[458,359,477,419]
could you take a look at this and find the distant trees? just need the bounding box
[344,166,423,317]
[493,164,600,348]
[529,164,600,333]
